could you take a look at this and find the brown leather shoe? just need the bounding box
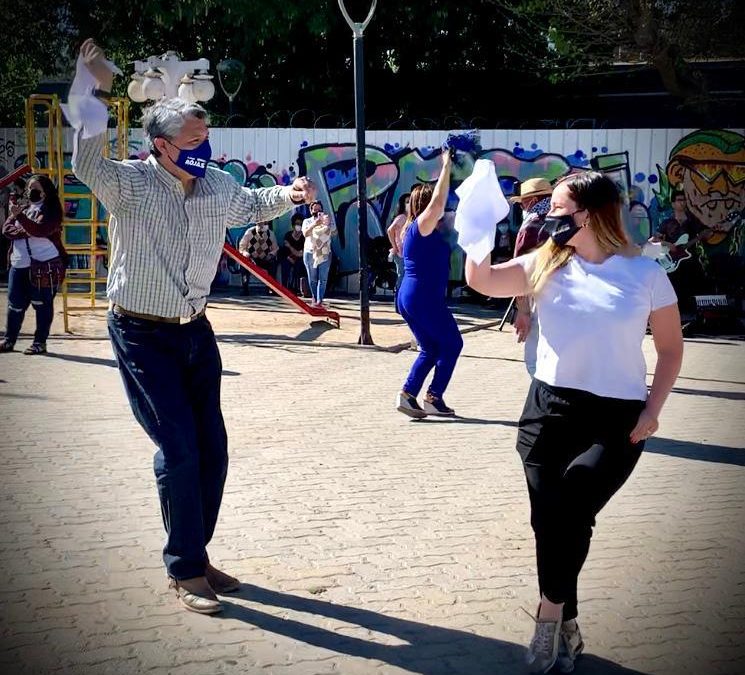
[205,563,241,594]
[168,576,223,614]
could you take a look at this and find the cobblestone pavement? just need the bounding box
[0,290,743,675]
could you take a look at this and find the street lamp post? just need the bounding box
[127,51,215,104]
[217,58,246,124]
[338,0,376,346]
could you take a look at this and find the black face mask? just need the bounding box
[544,211,583,247]
[28,189,43,203]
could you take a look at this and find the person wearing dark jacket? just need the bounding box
[1,174,66,354]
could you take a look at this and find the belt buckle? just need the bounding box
[179,315,192,325]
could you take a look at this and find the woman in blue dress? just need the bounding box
[396,151,463,418]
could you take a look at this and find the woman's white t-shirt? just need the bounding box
[10,204,60,268]
[516,252,677,401]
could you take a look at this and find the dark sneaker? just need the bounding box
[0,340,15,353]
[557,619,584,673]
[23,342,47,355]
[422,395,455,416]
[526,616,561,674]
[396,391,427,419]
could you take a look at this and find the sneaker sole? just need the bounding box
[177,596,224,614]
[396,405,427,419]
[422,405,455,417]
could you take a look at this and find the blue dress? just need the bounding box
[398,219,463,398]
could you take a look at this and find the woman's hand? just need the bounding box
[442,149,453,170]
[514,311,532,343]
[629,407,659,444]
[9,202,24,218]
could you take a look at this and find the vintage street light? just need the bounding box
[127,51,215,103]
[338,0,377,345]
[216,58,246,122]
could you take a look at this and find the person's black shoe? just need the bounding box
[423,394,455,416]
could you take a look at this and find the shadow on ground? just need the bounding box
[219,585,651,675]
[646,437,745,467]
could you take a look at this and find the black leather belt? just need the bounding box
[112,304,206,325]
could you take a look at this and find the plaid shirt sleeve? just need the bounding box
[225,181,295,229]
[71,131,142,214]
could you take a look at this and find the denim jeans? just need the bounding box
[303,252,331,303]
[4,265,57,344]
[107,312,228,580]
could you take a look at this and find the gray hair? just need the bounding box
[141,98,210,155]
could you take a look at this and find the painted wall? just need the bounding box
[1,126,743,294]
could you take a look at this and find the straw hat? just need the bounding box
[509,177,553,203]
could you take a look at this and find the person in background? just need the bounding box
[387,192,410,312]
[396,151,463,418]
[0,178,27,280]
[1,174,66,355]
[280,213,306,294]
[510,177,553,376]
[655,189,700,245]
[650,189,709,312]
[466,171,683,673]
[238,220,279,294]
[302,201,336,307]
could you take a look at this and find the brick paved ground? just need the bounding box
[0,289,743,675]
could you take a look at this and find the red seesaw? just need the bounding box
[0,164,32,189]
[222,242,341,328]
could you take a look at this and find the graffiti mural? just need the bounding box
[653,130,745,296]
[0,126,742,297]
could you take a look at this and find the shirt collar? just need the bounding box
[147,154,187,193]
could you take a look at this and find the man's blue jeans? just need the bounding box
[107,311,228,580]
[303,252,331,303]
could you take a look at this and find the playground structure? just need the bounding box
[17,93,339,331]
[21,93,129,332]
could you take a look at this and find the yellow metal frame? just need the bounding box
[24,94,130,332]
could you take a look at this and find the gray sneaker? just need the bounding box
[556,619,584,673]
[526,617,561,673]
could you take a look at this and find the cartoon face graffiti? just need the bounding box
[666,130,745,228]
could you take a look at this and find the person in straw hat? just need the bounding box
[509,177,554,376]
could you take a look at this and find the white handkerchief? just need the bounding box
[61,54,123,139]
[454,159,510,264]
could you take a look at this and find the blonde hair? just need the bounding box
[530,171,636,294]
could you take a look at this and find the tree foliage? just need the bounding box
[488,0,745,109]
[0,0,742,127]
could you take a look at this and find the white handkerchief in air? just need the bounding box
[454,159,510,264]
[61,54,123,139]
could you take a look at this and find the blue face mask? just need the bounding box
[165,138,212,178]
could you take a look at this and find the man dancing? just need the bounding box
[70,39,316,614]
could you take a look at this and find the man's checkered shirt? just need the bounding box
[72,132,295,317]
